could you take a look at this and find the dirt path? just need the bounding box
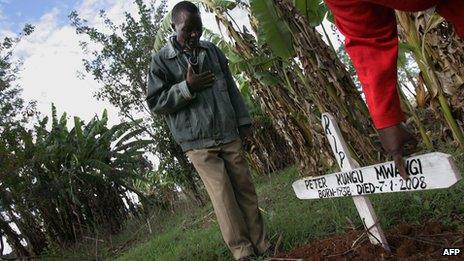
[272,222,463,260]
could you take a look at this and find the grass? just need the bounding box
[48,148,464,260]
[115,151,464,260]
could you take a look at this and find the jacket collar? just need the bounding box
[166,35,208,59]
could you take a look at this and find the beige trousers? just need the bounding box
[186,139,268,260]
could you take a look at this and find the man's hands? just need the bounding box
[186,63,215,93]
[239,125,253,152]
[378,124,418,180]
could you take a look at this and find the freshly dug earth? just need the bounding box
[274,222,463,260]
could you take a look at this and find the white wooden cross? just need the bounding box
[292,113,462,251]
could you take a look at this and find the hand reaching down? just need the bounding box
[378,124,418,180]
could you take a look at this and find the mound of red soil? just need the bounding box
[274,222,463,260]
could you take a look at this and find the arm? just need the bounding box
[325,0,412,179]
[146,54,195,115]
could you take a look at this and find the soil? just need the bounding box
[272,222,463,260]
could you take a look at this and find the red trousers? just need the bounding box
[324,0,464,129]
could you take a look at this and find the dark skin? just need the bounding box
[171,12,215,92]
[172,11,253,147]
[378,124,417,180]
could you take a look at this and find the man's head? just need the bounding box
[171,1,203,51]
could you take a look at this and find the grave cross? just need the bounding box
[292,113,462,251]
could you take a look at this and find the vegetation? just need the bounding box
[61,145,464,260]
[196,0,380,174]
[1,104,152,257]
[396,11,464,148]
[0,24,36,129]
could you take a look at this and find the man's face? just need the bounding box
[172,11,203,51]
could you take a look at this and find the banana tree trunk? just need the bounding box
[246,116,295,174]
[0,217,31,258]
[206,0,382,175]
[396,10,464,148]
[274,0,380,165]
[204,5,325,174]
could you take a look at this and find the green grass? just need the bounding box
[116,151,464,260]
[47,147,464,260]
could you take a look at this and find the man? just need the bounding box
[324,0,463,178]
[146,1,269,260]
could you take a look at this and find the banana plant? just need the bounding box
[396,10,464,148]
[0,104,156,256]
[250,0,294,59]
[292,0,335,52]
[153,11,172,51]
[213,0,378,169]
[396,44,433,149]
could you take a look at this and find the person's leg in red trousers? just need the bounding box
[324,0,463,178]
[325,0,402,129]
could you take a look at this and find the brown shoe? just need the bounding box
[259,244,276,258]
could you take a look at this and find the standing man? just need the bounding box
[324,0,463,178]
[146,1,269,260]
